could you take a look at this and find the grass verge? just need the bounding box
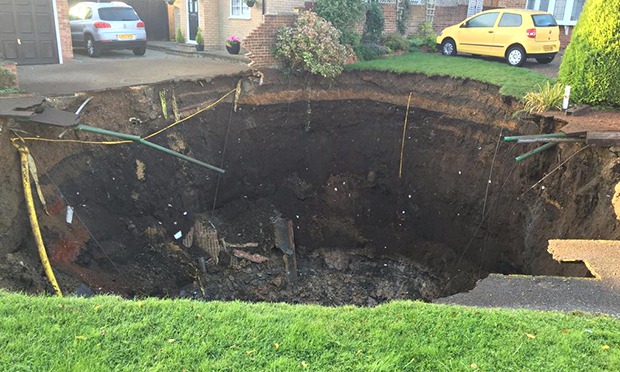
[347,53,551,99]
[1,291,619,370]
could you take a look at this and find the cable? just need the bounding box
[211,88,239,216]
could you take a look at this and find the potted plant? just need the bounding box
[195,28,204,51]
[226,35,241,55]
[246,0,256,7]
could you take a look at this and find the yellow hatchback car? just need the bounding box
[436,9,560,67]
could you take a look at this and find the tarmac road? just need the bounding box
[16,48,249,96]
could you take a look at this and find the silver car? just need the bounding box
[69,1,147,57]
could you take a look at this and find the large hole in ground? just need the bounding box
[5,75,609,306]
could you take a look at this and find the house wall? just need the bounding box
[267,0,306,13]
[243,13,297,68]
[57,0,73,62]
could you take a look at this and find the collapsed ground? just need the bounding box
[0,71,618,306]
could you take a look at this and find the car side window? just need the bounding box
[465,12,499,28]
[85,8,93,20]
[498,13,522,27]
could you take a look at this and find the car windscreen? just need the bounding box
[98,7,139,21]
[532,14,557,27]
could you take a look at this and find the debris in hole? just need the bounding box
[274,218,297,284]
[65,206,74,224]
[232,249,269,263]
[174,231,182,240]
[194,221,220,265]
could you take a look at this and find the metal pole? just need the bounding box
[76,124,225,173]
[515,142,556,162]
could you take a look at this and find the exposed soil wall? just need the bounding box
[0,71,618,305]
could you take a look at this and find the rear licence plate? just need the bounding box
[117,34,135,40]
[544,45,554,51]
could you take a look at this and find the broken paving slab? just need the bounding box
[548,239,620,290]
[435,274,620,317]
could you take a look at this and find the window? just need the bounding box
[526,0,584,25]
[98,8,139,22]
[498,13,522,27]
[230,0,250,19]
[532,14,558,27]
[466,12,499,28]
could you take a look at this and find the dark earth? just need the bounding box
[1,70,619,306]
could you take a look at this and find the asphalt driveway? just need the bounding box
[17,48,249,96]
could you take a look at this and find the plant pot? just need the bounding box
[226,43,240,55]
[246,0,256,7]
[196,44,204,51]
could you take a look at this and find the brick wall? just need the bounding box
[244,13,297,68]
[496,0,526,7]
[267,0,306,13]
[57,0,73,62]
[433,5,468,32]
[381,3,398,34]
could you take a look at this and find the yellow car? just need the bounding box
[436,9,560,67]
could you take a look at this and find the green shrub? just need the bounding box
[195,27,204,45]
[522,81,565,113]
[0,67,16,89]
[383,33,409,52]
[175,28,184,43]
[408,22,438,52]
[274,12,352,78]
[558,0,620,107]
[355,42,389,61]
[315,0,364,31]
[363,1,384,43]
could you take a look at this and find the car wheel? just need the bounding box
[85,36,100,58]
[441,39,457,56]
[536,56,554,64]
[133,47,146,56]
[506,45,525,67]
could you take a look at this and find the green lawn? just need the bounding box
[347,52,551,99]
[1,291,618,371]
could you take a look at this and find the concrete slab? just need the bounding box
[435,274,620,317]
[549,239,620,290]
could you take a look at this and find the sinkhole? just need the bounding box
[3,74,607,306]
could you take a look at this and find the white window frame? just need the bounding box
[230,0,251,20]
[527,0,583,26]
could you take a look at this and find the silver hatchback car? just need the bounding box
[69,1,147,57]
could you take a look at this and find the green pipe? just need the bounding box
[515,142,556,162]
[503,133,568,142]
[76,124,225,173]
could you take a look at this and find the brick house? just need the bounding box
[170,0,307,49]
[0,0,73,65]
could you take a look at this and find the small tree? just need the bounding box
[558,0,620,107]
[195,28,204,45]
[175,27,184,43]
[274,12,352,78]
[363,0,384,43]
[315,0,364,50]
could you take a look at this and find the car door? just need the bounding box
[490,12,523,57]
[69,4,90,47]
[456,12,499,55]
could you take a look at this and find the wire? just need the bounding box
[10,89,237,146]
[211,89,238,216]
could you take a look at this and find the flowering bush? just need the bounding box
[226,35,241,47]
[274,12,352,79]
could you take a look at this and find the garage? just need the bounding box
[0,0,59,65]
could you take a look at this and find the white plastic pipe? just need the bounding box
[563,85,571,110]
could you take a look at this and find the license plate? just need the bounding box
[117,34,135,40]
[544,45,554,51]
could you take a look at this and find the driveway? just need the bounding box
[17,48,249,96]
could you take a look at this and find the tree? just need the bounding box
[558,0,620,107]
